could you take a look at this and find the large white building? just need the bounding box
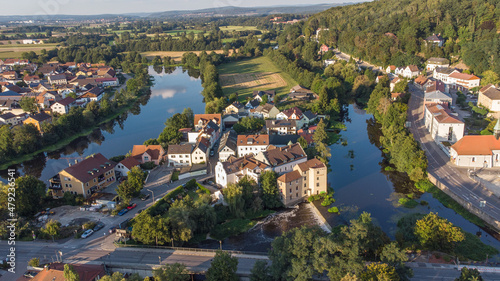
[426,57,450,72]
[433,67,481,93]
[424,103,464,143]
[167,144,193,167]
[218,130,237,161]
[450,133,500,168]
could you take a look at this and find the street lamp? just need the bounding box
[147,188,155,202]
[219,240,222,250]
[171,238,174,248]
[159,256,161,265]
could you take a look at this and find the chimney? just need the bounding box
[75,159,78,164]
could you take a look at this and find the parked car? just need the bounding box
[23,271,38,278]
[81,229,94,239]
[118,208,128,216]
[141,194,150,201]
[127,203,137,210]
[210,150,214,157]
[93,222,105,232]
[108,226,117,234]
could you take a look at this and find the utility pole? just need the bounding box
[147,188,155,202]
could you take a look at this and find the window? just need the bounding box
[304,190,307,194]
[296,192,298,198]
[94,179,96,182]
[296,186,298,190]
[289,189,292,193]
[317,177,319,180]
[304,183,306,187]
[472,157,476,162]
[317,171,320,174]
[317,183,319,187]
[180,160,184,163]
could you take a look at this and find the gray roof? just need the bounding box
[427,57,450,65]
[219,130,237,153]
[425,90,452,101]
[481,87,500,101]
[49,74,66,81]
[269,134,300,146]
[0,112,16,120]
[434,67,456,75]
[167,143,193,155]
[426,34,443,41]
[246,99,260,109]
[255,103,276,114]
[0,90,21,97]
[266,119,297,129]
[303,110,317,120]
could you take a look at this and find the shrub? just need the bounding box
[140,161,157,170]
[328,207,339,213]
[28,257,40,267]
[172,170,179,181]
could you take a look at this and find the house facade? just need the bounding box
[218,130,237,161]
[215,155,269,188]
[115,156,141,177]
[192,138,209,164]
[131,145,166,165]
[424,103,464,143]
[167,144,193,167]
[266,119,297,135]
[426,57,450,71]
[51,97,75,115]
[237,134,269,157]
[278,159,327,206]
[250,103,279,119]
[450,135,500,168]
[402,65,419,79]
[254,143,307,174]
[24,112,52,133]
[478,85,500,112]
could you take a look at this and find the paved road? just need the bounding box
[410,267,500,280]
[407,84,500,225]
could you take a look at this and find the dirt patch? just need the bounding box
[49,205,106,226]
[219,72,287,91]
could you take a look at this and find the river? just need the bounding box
[2,67,499,255]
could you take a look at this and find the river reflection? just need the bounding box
[0,66,205,183]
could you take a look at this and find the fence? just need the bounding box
[114,243,268,257]
[178,169,207,180]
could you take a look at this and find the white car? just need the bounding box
[81,229,94,239]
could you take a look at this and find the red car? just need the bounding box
[127,203,137,210]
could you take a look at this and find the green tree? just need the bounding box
[313,119,328,143]
[28,257,40,267]
[127,166,147,194]
[44,219,61,242]
[19,97,38,114]
[414,212,465,252]
[16,175,46,217]
[116,181,134,204]
[259,171,282,209]
[297,136,308,149]
[153,263,190,281]
[132,213,171,246]
[224,183,245,218]
[250,260,271,281]
[206,251,239,281]
[360,263,399,281]
[63,264,80,281]
[455,267,483,281]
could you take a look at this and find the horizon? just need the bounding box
[1,0,362,17]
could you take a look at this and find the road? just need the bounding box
[410,267,500,280]
[407,84,500,225]
[333,49,385,73]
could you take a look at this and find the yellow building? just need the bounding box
[277,158,328,206]
[50,153,116,198]
[23,112,52,133]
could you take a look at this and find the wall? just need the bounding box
[427,173,500,233]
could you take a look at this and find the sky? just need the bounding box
[3,0,347,16]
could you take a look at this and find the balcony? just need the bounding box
[48,175,61,189]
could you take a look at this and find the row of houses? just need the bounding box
[215,143,327,206]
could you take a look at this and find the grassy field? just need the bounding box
[0,43,59,59]
[219,26,259,32]
[217,56,298,101]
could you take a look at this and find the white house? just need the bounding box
[50,97,75,115]
[167,144,193,167]
[254,143,307,174]
[237,134,269,157]
[250,103,280,119]
[266,119,297,135]
[478,85,500,112]
[446,72,481,93]
[277,107,307,128]
[218,130,237,161]
[324,59,336,67]
[424,103,464,143]
[192,138,209,164]
[115,156,141,177]
[426,33,444,47]
[402,65,419,79]
[450,134,500,168]
[426,57,450,72]
[215,155,269,188]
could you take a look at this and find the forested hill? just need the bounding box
[306,0,500,77]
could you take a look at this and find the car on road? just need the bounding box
[81,229,94,239]
[108,226,117,234]
[118,208,128,216]
[23,271,38,278]
[210,150,214,157]
[141,194,150,201]
[93,222,105,232]
[127,203,137,210]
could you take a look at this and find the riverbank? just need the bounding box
[306,202,332,233]
[0,89,148,170]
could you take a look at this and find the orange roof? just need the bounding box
[119,156,141,170]
[29,263,105,281]
[297,158,325,171]
[451,135,500,155]
[237,134,269,146]
[448,72,480,80]
[414,75,428,85]
[194,114,221,126]
[425,103,463,124]
[277,170,302,183]
[391,92,405,99]
[131,145,164,160]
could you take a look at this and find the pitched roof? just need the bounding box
[0,90,21,97]
[426,34,443,41]
[228,101,244,109]
[414,75,428,86]
[480,86,500,101]
[31,263,105,281]
[480,84,495,93]
[195,137,210,153]
[451,135,500,156]
[280,107,303,119]
[303,110,317,120]
[254,103,276,114]
[48,74,66,81]
[277,170,302,183]
[407,65,419,72]
[167,143,193,154]
[194,114,221,126]
[221,155,268,174]
[29,112,51,122]
[0,112,16,120]
[219,130,237,153]
[448,72,480,81]
[296,158,326,172]
[246,99,260,108]
[119,156,141,170]
[62,153,116,183]
[269,134,301,146]
[266,119,297,129]
[424,90,452,101]
[434,67,457,75]
[54,97,75,106]
[391,92,405,99]
[253,90,275,98]
[290,85,313,93]
[237,134,269,146]
[131,145,164,160]
[388,65,396,71]
[261,143,306,167]
[425,103,463,124]
[426,57,450,65]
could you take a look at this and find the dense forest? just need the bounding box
[300,0,499,77]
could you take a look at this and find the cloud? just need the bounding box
[151,86,187,99]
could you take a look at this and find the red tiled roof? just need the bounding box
[425,103,463,124]
[237,134,269,146]
[277,170,302,183]
[448,72,480,80]
[297,158,326,171]
[119,156,141,170]
[62,153,115,183]
[131,145,164,160]
[194,114,221,126]
[29,263,105,281]
[451,135,500,155]
[55,97,75,106]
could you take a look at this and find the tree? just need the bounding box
[313,119,328,144]
[414,212,465,252]
[259,171,282,209]
[28,257,40,267]
[44,219,61,242]
[250,260,271,281]
[297,136,308,149]
[116,181,134,204]
[19,97,38,114]
[127,166,147,194]
[360,263,399,281]
[63,264,80,281]
[132,213,171,246]
[153,263,190,281]
[224,183,245,218]
[16,175,46,217]
[206,251,239,281]
[455,267,483,281]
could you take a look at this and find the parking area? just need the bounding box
[48,205,111,226]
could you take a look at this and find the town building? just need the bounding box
[48,74,68,85]
[424,103,464,143]
[250,103,280,119]
[131,145,166,165]
[237,134,269,157]
[252,90,275,102]
[254,143,307,174]
[115,156,141,177]
[30,263,105,281]
[277,158,327,206]
[402,65,420,79]
[450,134,500,168]
[24,112,52,133]
[49,153,116,198]
[218,130,238,161]
[386,65,396,73]
[192,137,209,164]
[425,33,444,47]
[288,85,317,101]
[215,154,269,188]
[426,57,450,71]
[224,101,246,115]
[478,85,500,112]
[50,97,76,115]
[167,143,193,167]
[266,119,297,135]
